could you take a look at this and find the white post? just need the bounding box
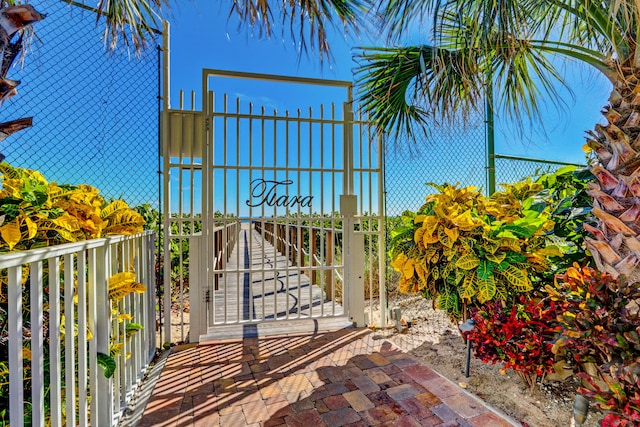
[348,233,366,326]
[189,235,204,342]
[8,266,23,427]
[161,19,172,345]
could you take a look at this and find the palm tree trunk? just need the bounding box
[586,69,640,284]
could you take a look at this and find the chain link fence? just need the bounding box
[494,154,586,187]
[382,111,586,322]
[1,0,160,208]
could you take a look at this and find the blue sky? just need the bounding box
[167,2,612,166]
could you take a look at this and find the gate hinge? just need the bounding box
[205,117,210,131]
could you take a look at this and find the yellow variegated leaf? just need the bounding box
[0,219,21,250]
[402,258,415,279]
[103,211,145,235]
[109,272,146,300]
[390,253,408,272]
[485,251,506,264]
[483,239,500,255]
[526,253,552,272]
[109,281,146,301]
[24,217,37,239]
[459,237,475,251]
[423,246,437,261]
[422,216,439,237]
[414,214,426,224]
[461,271,477,300]
[100,200,130,219]
[110,343,124,357]
[415,262,426,282]
[476,275,497,303]
[438,226,454,248]
[441,260,454,278]
[414,227,425,247]
[454,267,465,285]
[498,266,533,292]
[455,252,479,270]
[495,283,508,301]
[431,266,439,280]
[38,220,78,242]
[52,213,80,231]
[451,210,479,231]
[444,227,459,245]
[498,238,521,252]
[423,230,440,245]
[443,246,457,260]
[398,275,419,294]
[118,313,133,322]
[109,272,137,288]
[23,347,31,361]
[544,284,561,299]
[536,245,563,257]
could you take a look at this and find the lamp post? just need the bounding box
[459,319,475,378]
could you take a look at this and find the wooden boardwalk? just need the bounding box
[200,224,348,341]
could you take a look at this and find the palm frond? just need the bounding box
[230,0,367,61]
[95,0,167,52]
[354,44,485,141]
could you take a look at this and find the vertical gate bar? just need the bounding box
[223,93,229,324]
[248,101,254,322]
[8,265,23,427]
[307,106,314,318]
[30,261,45,427]
[260,105,266,322]
[49,258,62,427]
[272,109,278,321]
[296,108,303,317]
[208,89,215,329]
[331,102,337,316]
[64,253,77,427]
[319,104,325,317]
[236,96,241,323]
[284,110,291,319]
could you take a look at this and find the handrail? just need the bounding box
[254,221,342,300]
[2,231,156,427]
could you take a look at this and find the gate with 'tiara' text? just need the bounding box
[162,69,386,343]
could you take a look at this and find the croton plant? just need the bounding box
[389,180,561,321]
[0,163,147,423]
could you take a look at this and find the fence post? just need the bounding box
[486,77,496,196]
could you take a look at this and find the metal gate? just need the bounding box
[162,69,385,343]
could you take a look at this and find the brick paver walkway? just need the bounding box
[136,327,518,427]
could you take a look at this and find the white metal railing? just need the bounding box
[1,231,156,427]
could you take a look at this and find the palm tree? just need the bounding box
[93,0,367,59]
[355,0,640,285]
